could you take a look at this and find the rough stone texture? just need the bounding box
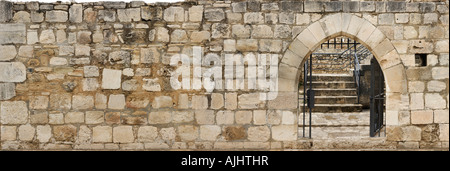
[45,10,68,22]
[0,24,26,44]
[0,83,15,100]
[0,45,17,61]
[0,101,28,124]
[0,1,13,22]
[113,126,134,143]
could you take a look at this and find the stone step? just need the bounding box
[312,89,357,96]
[315,96,358,104]
[298,111,370,126]
[299,96,358,104]
[298,126,386,140]
[308,74,354,82]
[305,81,356,89]
[300,104,363,113]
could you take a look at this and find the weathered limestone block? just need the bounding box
[236,39,258,52]
[280,1,302,12]
[72,95,94,110]
[117,8,140,22]
[171,29,188,43]
[279,12,295,24]
[102,69,122,89]
[65,112,84,124]
[177,125,199,141]
[244,12,264,24]
[232,25,251,38]
[40,29,56,44]
[46,10,68,22]
[92,126,112,143]
[211,23,230,38]
[200,125,221,141]
[153,27,169,42]
[69,4,82,23]
[225,93,237,110]
[434,110,449,124]
[13,11,30,23]
[0,24,26,44]
[108,94,126,110]
[262,3,279,11]
[232,2,246,13]
[195,110,215,125]
[1,126,16,141]
[173,110,194,123]
[216,111,234,125]
[411,110,433,124]
[104,1,126,9]
[431,67,449,80]
[152,96,173,109]
[235,111,252,124]
[440,124,449,141]
[0,1,13,22]
[268,92,297,109]
[252,25,273,38]
[0,62,26,82]
[192,95,208,109]
[148,111,172,124]
[0,45,17,61]
[53,125,77,141]
[143,78,161,91]
[238,93,265,109]
[85,111,104,124]
[248,126,270,141]
[189,5,203,22]
[113,126,134,143]
[259,39,282,53]
[98,10,116,22]
[205,8,225,22]
[0,83,15,100]
[84,66,99,77]
[122,79,138,91]
[164,7,184,22]
[77,31,92,44]
[138,126,158,142]
[190,31,210,43]
[427,81,446,92]
[1,101,28,124]
[271,125,297,141]
[425,93,446,109]
[36,125,51,143]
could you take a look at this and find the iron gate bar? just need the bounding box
[309,54,312,139]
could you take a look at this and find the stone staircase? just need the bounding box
[298,57,375,140]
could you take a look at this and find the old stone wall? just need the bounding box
[0,0,448,150]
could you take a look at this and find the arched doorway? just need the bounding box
[298,36,386,139]
[277,13,408,140]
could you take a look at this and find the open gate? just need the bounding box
[369,58,385,137]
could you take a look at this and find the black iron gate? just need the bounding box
[369,58,385,137]
[301,54,314,138]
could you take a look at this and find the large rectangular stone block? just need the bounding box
[0,24,26,44]
[0,1,13,22]
[0,62,26,82]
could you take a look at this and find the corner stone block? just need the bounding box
[0,62,27,82]
[0,101,28,124]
